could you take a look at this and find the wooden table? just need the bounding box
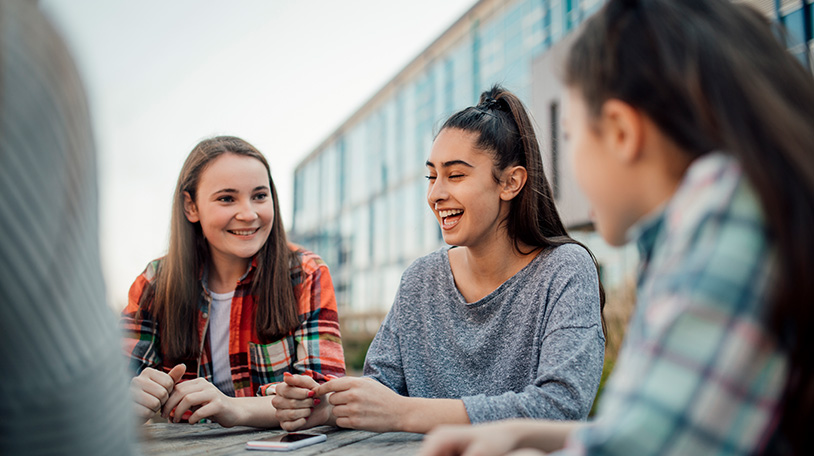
[140,423,424,455]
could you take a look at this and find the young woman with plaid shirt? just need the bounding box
[122,136,345,428]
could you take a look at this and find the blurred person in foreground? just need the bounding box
[421,0,814,455]
[0,1,139,454]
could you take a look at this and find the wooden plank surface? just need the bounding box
[140,423,424,455]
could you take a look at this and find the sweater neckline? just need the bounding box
[441,246,547,307]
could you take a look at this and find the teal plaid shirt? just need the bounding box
[561,153,788,455]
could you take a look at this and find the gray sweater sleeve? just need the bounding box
[362,288,408,395]
[461,251,605,423]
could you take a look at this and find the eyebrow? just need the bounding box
[212,186,269,195]
[425,159,474,168]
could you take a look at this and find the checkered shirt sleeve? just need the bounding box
[558,154,788,455]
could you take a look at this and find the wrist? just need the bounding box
[321,392,337,427]
[397,396,420,433]
[228,396,249,426]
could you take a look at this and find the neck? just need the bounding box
[635,119,696,218]
[208,254,249,294]
[457,228,538,284]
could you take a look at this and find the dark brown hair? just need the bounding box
[140,136,301,360]
[439,85,606,334]
[565,1,814,453]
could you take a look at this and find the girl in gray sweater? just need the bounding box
[274,85,605,434]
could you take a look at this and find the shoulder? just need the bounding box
[141,257,164,281]
[657,153,768,276]
[288,243,329,278]
[645,153,771,310]
[400,247,449,282]
[666,153,761,235]
[544,243,594,267]
[536,243,598,282]
[124,257,164,314]
[387,248,451,308]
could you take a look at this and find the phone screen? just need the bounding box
[276,434,317,443]
[246,433,327,451]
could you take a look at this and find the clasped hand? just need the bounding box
[273,373,407,432]
[129,364,242,426]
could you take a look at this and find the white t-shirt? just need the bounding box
[208,290,235,396]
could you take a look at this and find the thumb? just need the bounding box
[168,364,186,385]
[283,372,320,390]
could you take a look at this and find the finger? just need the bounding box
[281,417,307,432]
[421,429,469,456]
[327,390,356,407]
[187,402,217,425]
[162,386,188,418]
[168,364,186,387]
[271,395,315,411]
[275,406,313,423]
[276,382,317,400]
[132,377,171,406]
[132,388,163,415]
[163,378,206,417]
[172,391,208,423]
[314,377,355,396]
[335,416,357,429]
[283,372,320,390]
[133,400,159,421]
[462,441,501,456]
[506,450,548,456]
[140,367,176,392]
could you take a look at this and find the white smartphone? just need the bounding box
[246,433,327,451]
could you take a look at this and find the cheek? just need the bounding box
[571,138,601,203]
[570,140,627,246]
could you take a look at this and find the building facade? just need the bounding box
[291,0,813,314]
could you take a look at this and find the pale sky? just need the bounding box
[40,0,478,310]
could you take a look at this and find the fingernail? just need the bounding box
[313,398,321,406]
[284,372,292,377]
[307,391,315,398]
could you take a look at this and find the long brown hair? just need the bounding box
[565,1,814,453]
[140,136,301,360]
[439,85,606,335]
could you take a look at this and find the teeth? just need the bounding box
[231,228,258,236]
[438,209,463,218]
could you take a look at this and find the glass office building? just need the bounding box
[291,0,813,313]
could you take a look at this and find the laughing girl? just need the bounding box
[122,136,345,427]
[274,86,606,433]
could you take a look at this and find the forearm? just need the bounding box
[234,396,281,428]
[507,419,583,453]
[400,397,470,434]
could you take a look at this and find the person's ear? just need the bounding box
[599,99,644,164]
[499,166,528,201]
[183,191,199,223]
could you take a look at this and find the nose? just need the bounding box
[235,201,259,221]
[427,177,448,207]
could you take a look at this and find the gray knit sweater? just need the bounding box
[363,243,605,423]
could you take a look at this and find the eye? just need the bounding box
[217,195,235,203]
[253,192,269,201]
[449,174,464,180]
[425,175,437,181]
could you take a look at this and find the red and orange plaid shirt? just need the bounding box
[121,244,345,397]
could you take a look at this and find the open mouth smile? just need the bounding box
[437,209,463,229]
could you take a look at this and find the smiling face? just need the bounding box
[184,152,274,272]
[426,128,510,248]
